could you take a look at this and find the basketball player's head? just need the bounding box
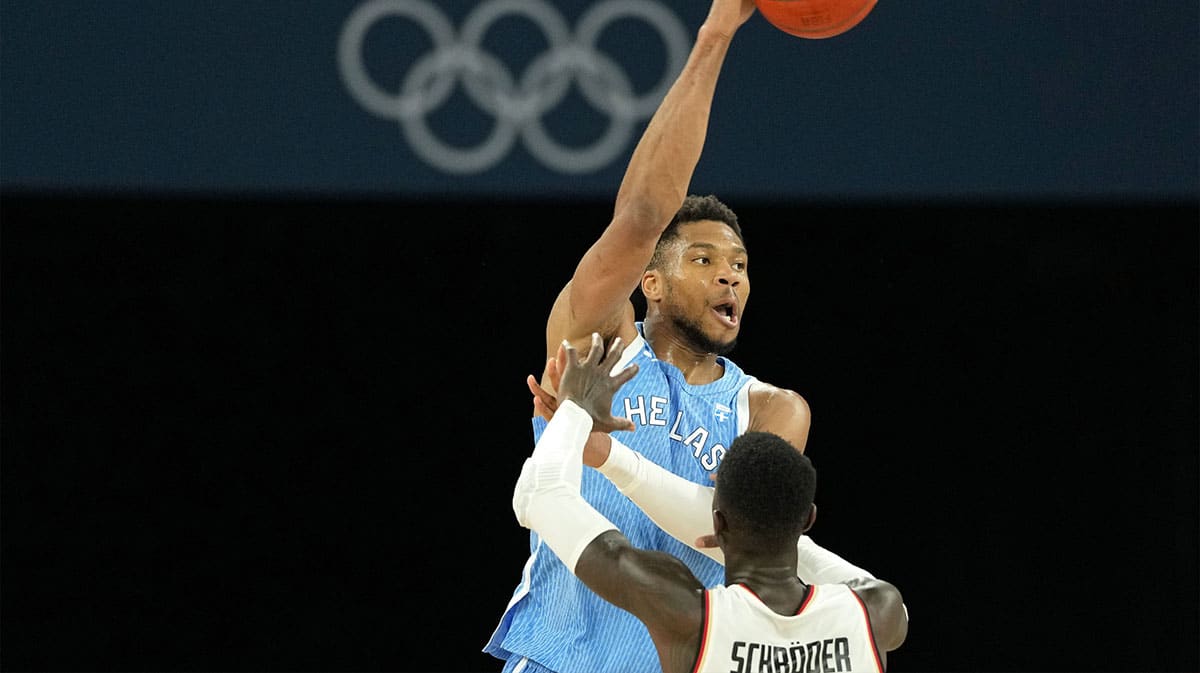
[712,431,815,553]
[641,194,748,356]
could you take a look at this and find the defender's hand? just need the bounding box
[528,339,635,434]
[557,334,638,433]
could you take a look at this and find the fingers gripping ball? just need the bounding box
[754,0,878,39]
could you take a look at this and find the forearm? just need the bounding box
[597,437,879,583]
[597,436,725,564]
[561,22,740,325]
[612,25,735,229]
[795,535,876,584]
[513,402,617,572]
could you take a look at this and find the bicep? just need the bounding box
[574,530,705,637]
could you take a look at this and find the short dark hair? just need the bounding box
[716,432,815,549]
[648,194,744,271]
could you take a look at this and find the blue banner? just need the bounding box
[2,1,1196,201]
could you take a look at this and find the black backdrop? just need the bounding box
[3,194,1197,672]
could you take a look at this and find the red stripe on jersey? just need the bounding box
[795,584,817,615]
[692,589,714,673]
[849,587,885,673]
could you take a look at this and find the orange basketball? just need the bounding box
[753,0,878,39]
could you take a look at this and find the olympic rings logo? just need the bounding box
[337,0,690,175]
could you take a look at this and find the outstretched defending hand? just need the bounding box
[528,338,636,437]
[556,333,638,433]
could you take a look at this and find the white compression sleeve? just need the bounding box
[596,436,724,564]
[597,437,879,583]
[795,535,876,584]
[512,401,617,573]
[796,536,904,621]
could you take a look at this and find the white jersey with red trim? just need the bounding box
[694,583,884,673]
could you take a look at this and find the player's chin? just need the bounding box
[705,325,740,355]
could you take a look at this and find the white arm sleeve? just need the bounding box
[512,401,617,573]
[596,436,724,564]
[795,535,876,584]
[596,436,878,583]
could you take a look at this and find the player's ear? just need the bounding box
[802,503,817,533]
[712,509,728,538]
[641,271,663,302]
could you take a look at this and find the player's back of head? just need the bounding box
[715,431,814,551]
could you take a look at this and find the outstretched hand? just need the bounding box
[528,337,636,436]
[556,333,638,433]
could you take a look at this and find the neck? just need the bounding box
[643,319,724,384]
[726,556,809,616]
[724,545,801,585]
[726,560,801,587]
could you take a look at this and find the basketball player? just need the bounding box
[483,0,814,671]
[482,1,811,671]
[513,334,908,673]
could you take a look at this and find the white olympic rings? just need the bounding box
[337,0,690,175]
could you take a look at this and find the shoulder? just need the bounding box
[747,380,809,410]
[845,579,908,652]
[746,380,812,452]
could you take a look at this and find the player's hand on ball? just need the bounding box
[705,0,757,36]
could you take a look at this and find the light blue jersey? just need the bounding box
[486,323,758,673]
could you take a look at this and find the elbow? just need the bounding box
[611,196,675,240]
[884,586,910,651]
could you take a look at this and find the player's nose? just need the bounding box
[713,261,743,285]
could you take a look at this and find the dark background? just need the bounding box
[2,194,1197,672]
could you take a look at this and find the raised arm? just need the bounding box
[544,0,758,359]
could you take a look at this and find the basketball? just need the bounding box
[753,0,878,39]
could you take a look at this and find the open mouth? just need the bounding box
[712,300,739,327]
